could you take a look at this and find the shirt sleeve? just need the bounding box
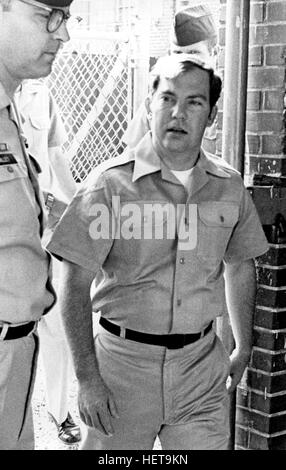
[46,171,114,273]
[224,183,269,264]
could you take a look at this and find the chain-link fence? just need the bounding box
[47,32,133,182]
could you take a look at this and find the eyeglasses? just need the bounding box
[18,0,81,33]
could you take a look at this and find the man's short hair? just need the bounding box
[149,54,222,112]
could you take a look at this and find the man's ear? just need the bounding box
[145,96,151,115]
[145,96,153,122]
[207,105,217,127]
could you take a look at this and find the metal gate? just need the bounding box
[47,31,133,182]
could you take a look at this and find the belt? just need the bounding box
[0,321,36,341]
[99,317,213,350]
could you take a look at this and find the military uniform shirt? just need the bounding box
[48,132,269,334]
[0,81,55,324]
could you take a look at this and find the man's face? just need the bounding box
[0,0,70,82]
[148,66,216,169]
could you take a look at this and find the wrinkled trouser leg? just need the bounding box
[38,256,75,424]
[80,327,230,450]
[0,334,38,450]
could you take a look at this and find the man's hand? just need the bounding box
[226,348,251,394]
[78,377,119,437]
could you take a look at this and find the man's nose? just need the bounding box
[53,21,70,43]
[172,102,186,119]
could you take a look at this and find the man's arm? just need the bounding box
[224,258,257,393]
[57,259,118,435]
[48,147,77,202]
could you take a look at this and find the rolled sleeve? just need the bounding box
[46,172,114,272]
[224,186,269,264]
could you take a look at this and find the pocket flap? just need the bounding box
[198,202,239,227]
[29,114,49,130]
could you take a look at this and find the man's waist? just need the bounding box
[0,320,37,341]
[99,317,214,350]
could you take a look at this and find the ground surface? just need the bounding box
[32,358,80,451]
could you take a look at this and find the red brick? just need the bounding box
[237,387,286,414]
[248,156,286,176]
[236,426,286,450]
[248,185,286,225]
[249,46,263,66]
[248,368,286,394]
[257,266,286,288]
[261,135,284,154]
[247,91,262,110]
[253,327,286,350]
[265,45,286,66]
[250,25,286,45]
[246,112,283,132]
[250,3,265,24]
[254,307,286,330]
[251,348,286,373]
[257,246,286,267]
[264,90,285,112]
[248,67,285,88]
[246,134,261,154]
[235,426,250,449]
[267,2,286,22]
[256,286,286,309]
[236,406,286,435]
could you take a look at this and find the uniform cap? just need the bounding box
[170,4,217,48]
[35,0,73,7]
[153,52,215,76]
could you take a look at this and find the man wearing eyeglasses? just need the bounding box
[0,0,74,450]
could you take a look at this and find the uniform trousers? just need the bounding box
[38,255,75,425]
[0,333,38,450]
[80,325,230,450]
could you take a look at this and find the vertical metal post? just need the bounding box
[221,0,251,450]
[132,0,152,113]
[222,0,250,174]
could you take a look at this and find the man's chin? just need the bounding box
[26,62,54,80]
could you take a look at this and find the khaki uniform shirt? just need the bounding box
[48,133,269,334]
[14,79,67,201]
[0,81,55,325]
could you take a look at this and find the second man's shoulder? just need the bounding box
[204,151,242,179]
[83,148,135,189]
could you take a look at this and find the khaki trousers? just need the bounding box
[0,333,38,450]
[80,327,230,450]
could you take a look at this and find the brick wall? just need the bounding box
[219,0,286,450]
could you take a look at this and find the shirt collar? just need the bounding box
[0,81,11,110]
[16,79,45,96]
[132,132,231,182]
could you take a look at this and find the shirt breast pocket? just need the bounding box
[26,114,49,150]
[29,114,49,131]
[197,202,239,264]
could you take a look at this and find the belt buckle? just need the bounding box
[166,334,185,350]
[0,324,9,341]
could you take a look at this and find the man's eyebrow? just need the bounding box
[186,94,208,101]
[159,90,176,96]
